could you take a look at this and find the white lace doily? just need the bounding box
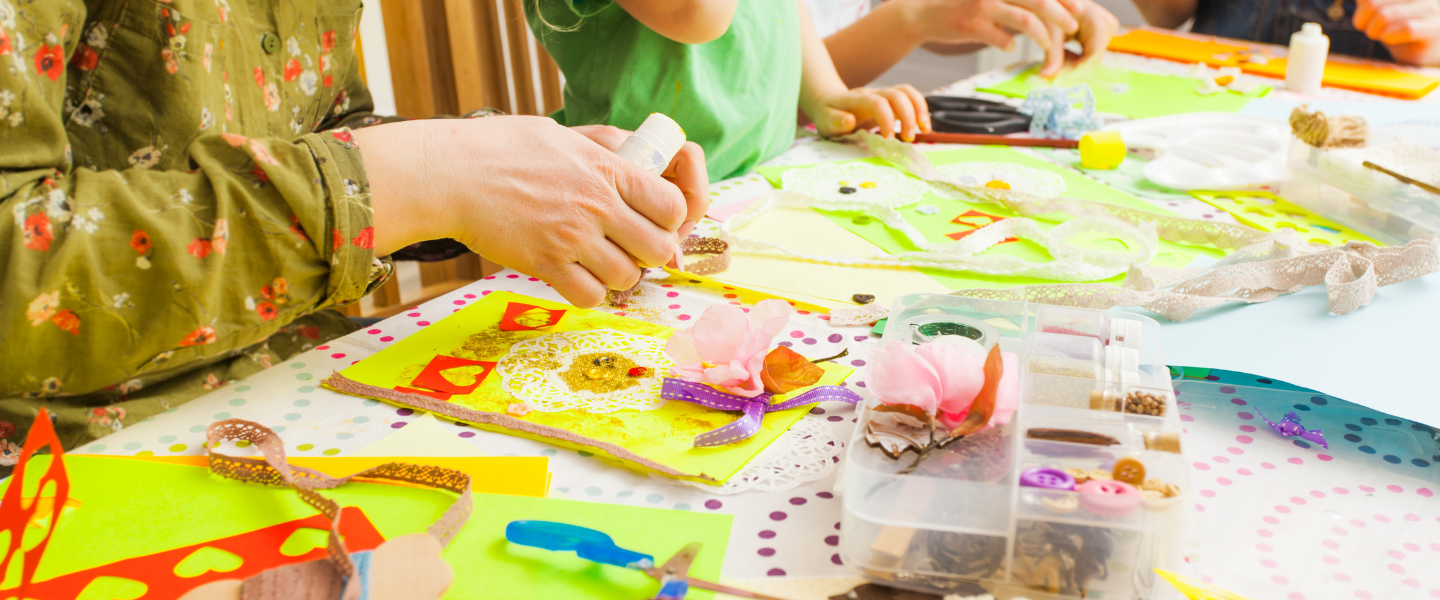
[654,416,844,495]
[780,162,932,208]
[930,162,1067,200]
[497,329,673,413]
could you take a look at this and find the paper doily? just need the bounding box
[653,416,844,494]
[497,329,673,413]
[929,162,1067,199]
[780,162,932,208]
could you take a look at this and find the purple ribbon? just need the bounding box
[661,378,862,447]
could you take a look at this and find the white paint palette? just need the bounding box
[1108,113,1291,191]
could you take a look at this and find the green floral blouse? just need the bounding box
[0,0,398,450]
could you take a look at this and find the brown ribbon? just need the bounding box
[204,420,473,600]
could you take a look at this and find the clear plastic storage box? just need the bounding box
[1281,136,1440,245]
[841,294,1189,599]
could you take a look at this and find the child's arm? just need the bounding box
[615,0,742,43]
[796,0,932,141]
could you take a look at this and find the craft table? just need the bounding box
[83,51,1440,600]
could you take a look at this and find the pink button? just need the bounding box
[1077,479,1142,518]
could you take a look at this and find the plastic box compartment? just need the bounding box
[1281,136,1440,245]
[842,294,1189,599]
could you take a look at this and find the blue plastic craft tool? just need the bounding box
[505,520,791,600]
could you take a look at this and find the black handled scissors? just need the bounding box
[925,96,1030,135]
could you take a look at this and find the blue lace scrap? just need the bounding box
[1018,85,1103,140]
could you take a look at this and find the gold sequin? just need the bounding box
[860,181,877,189]
[560,352,648,394]
[985,180,1011,190]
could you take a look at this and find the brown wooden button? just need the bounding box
[1112,456,1146,485]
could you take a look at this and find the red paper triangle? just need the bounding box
[498,302,565,331]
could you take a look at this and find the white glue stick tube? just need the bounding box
[616,113,689,272]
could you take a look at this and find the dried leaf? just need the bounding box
[761,346,825,394]
[864,407,933,459]
[1026,428,1120,446]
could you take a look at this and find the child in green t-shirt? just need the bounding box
[527,0,933,182]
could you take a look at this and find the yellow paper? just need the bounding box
[110,453,552,498]
[1154,569,1256,600]
[351,413,489,457]
[704,207,951,309]
[325,291,853,484]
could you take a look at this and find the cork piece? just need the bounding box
[369,534,454,600]
[1144,431,1183,454]
[1111,457,1146,485]
[869,526,917,569]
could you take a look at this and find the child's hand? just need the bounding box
[811,84,933,142]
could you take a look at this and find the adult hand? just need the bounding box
[570,124,709,238]
[1354,0,1440,66]
[810,84,933,141]
[356,116,687,308]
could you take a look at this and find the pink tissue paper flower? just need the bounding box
[665,299,794,398]
[867,342,1020,430]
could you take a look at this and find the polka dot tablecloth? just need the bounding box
[1174,375,1439,600]
[82,272,1439,597]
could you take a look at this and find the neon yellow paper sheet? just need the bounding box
[2,455,730,600]
[326,291,851,484]
[978,65,1268,119]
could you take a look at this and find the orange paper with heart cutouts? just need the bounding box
[12,508,384,600]
[0,408,69,599]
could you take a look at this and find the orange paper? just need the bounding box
[1107,29,1439,99]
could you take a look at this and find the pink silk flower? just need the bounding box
[867,342,1020,430]
[664,299,794,398]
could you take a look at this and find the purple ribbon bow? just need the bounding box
[661,378,862,447]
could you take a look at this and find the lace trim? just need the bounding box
[929,162,1067,200]
[653,416,843,494]
[781,162,933,208]
[812,132,1440,323]
[496,329,673,413]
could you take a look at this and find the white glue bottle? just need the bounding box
[615,112,689,270]
[1285,23,1329,94]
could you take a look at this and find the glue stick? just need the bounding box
[1285,23,1329,94]
[616,113,689,271]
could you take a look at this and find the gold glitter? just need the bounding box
[560,352,650,394]
[512,308,556,328]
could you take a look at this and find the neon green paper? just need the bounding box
[3,455,731,600]
[977,65,1268,119]
[327,291,852,484]
[755,148,1226,293]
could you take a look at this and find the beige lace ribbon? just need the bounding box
[822,132,1440,323]
[205,420,473,600]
